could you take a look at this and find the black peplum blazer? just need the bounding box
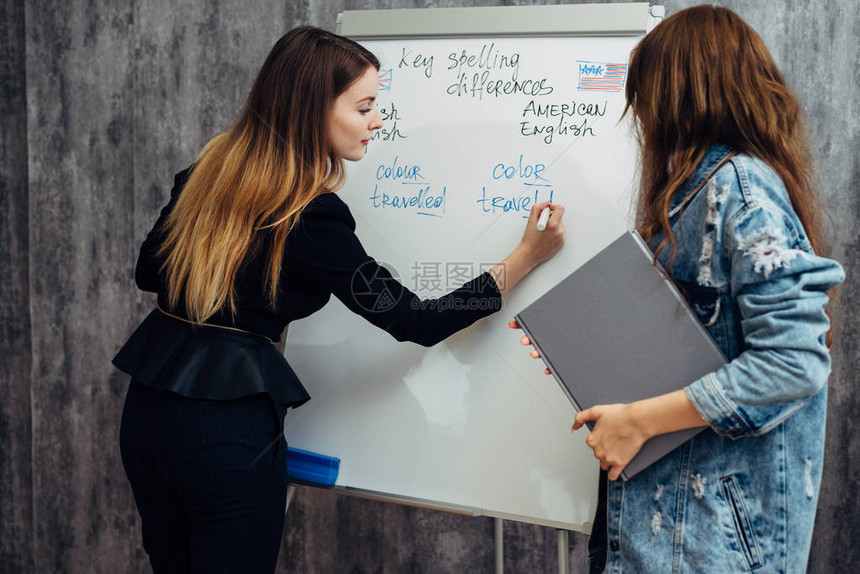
[113,168,503,406]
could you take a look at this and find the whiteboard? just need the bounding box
[284,4,654,532]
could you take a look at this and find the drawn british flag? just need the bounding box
[377,69,393,92]
[576,61,628,92]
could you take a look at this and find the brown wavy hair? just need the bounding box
[625,6,826,262]
[624,5,838,346]
[158,26,379,323]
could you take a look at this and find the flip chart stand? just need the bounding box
[285,3,664,572]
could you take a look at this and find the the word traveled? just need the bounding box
[369,185,446,216]
[476,187,554,216]
[371,158,444,216]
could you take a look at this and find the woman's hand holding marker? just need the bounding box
[520,202,565,264]
[503,202,564,368]
[489,202,565,295]
[536,207,552,231]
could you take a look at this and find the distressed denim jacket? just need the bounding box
[598,145,845,573]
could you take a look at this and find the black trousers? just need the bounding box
[120,380,289,573]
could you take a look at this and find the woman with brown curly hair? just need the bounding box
[515,6,842,572]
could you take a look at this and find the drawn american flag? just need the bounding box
[576,61,628,92]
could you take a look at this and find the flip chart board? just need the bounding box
[284,3,661,531]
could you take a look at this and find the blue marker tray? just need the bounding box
[286,447,340,487]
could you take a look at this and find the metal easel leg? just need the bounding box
[494,518,504,574]
[557,529,570,574]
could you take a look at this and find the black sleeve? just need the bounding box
[288,193,503,347]
[134,168,193,293]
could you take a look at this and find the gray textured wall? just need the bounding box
[1,0,856,572]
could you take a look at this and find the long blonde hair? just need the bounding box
[158,27,379,323]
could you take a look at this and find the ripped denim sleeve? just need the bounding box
[684,201,845,438]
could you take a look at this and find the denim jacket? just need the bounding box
[598,145,845,573]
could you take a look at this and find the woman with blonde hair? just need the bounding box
[114,26,564,573]
[514,5,842,572]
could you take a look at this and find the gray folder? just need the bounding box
[515,231,726,480]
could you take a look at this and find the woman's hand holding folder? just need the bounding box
[505,319,550,375]
[506,320,708,481]
[572,404,648,480]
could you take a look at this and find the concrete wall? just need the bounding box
[2,1,856,572]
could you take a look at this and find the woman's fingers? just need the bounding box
[572,403,644,482]
[506,319,547,373]
[546,204,565,226]
[572,407,597,430]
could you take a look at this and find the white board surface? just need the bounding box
[284,8,648,532]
